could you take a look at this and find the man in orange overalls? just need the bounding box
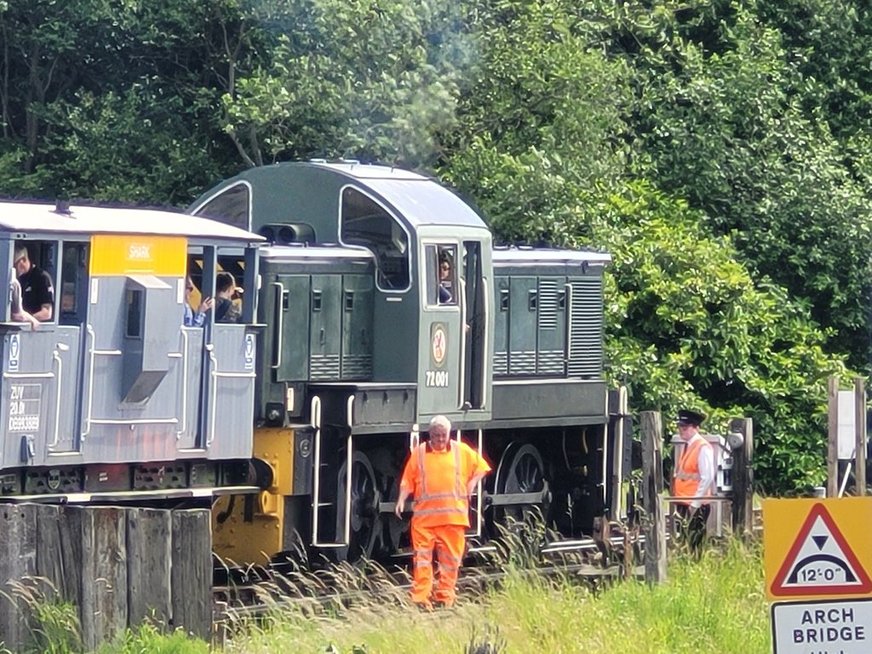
[672,409,715,554]
[395,415,491,608]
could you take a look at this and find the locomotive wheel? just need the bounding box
[335,451,381,561]
[493,443,550,525]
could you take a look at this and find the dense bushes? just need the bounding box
[1,0,868,492]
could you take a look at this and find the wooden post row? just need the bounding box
[0,505,211,652]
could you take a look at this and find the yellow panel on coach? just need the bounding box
[89,234,187,276]
[212,427,296,565]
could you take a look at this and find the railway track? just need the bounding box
[212,507,762,633]
[212,531,644,632]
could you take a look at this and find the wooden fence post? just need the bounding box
[827,376,839,498]
[729,418,754,538]
[127,508,172,629]
[641,411,667,584]
[171,509,212,639]
[855,377,866,495]
[76,506,128,651]
[35,504,68,601]
[0,504,38,651]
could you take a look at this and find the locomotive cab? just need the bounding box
[191,162,498,562]
[190,162,495,428]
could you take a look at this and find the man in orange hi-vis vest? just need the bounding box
[394,415,491,608]
[672,409,715,554]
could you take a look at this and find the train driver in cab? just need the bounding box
[14,244,53,321]
[438,251,454,304]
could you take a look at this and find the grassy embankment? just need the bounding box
[9,535,769,654]
[227,538,770,654]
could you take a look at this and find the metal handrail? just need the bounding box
[457,277,467,409]
[310,396,325,545]
[48,343,69,449]
[270,282,284,370]
[176,329,189,439]
[80,325,122,440]
[480,278,489,409]
[206,345,218,447]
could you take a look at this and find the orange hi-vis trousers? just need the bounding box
[410,521,466,607]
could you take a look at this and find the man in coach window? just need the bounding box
[14,244,54,322]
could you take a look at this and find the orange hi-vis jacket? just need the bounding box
[672,434,713,504]
[400,440,491,528]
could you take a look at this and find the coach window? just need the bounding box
[125,289,143,338]
[14,240,57,323]
[59,242,88,326]
[340,186,410,291]
[216,252,249,324]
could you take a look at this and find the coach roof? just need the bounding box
[0,201,262,244]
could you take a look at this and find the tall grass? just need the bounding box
[226,538,769,654]
[0,578,81,654]
[6,537,769,653]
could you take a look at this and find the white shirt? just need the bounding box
[690,433,716,509]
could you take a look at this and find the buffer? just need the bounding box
[770,503,872,597]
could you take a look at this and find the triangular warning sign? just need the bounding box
[771,503,872,596]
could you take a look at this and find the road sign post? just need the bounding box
[772,599,872,654]
[765,498,872,653]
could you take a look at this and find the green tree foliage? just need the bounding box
[0,0,868,493]
[629,5,872,366]
[442,1,632,244]
[589,183,845,492]
[0,0,275,201]
[440,0,850,492]
[221,0,469,167]
[755,0,871,141]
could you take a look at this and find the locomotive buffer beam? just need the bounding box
[378,489,550,514]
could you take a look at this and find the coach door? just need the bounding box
[50,241,88,455]
[199,248,258,459]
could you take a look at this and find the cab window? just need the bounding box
[192,182,251,231]
[424,244,456,306]
[340,187,410,291]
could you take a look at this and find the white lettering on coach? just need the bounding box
[128,243,151,259]
[7,383,42,432]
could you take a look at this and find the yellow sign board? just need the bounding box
[90,234,186,276]
[763,498,872,601]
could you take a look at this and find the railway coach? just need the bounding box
[0,202,262,501]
